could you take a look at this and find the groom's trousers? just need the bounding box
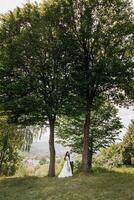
[70,161,74,174]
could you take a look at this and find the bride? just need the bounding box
[58,151,72,178]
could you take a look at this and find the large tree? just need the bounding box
[55,0,134,172]
[0,2,71,176]
[0,0,134,176]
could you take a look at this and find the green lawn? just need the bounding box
[0,172,134,200]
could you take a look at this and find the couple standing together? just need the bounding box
[58,150,74,178]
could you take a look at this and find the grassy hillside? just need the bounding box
[0,171,134,200]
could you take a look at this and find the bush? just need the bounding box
[93,144,123,169]
[74,160,82,174]
[92,166,109,174]
[39,157,47,165]
[16,164,49,177]
[112,166,134,174]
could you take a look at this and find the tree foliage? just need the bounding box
[54,0,134,172]
[0,2,72,176]
[56,102,123,154]
[0,117,33,176]
[122,120,134,165]
[94,143,123,168]
[0,3,69,123]
[94,120,134,168]
[0,0,134,174]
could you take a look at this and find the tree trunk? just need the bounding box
[0,136,8,175]
[89,132,93,169]
[82,109,91,173]
[0,153,4,175]
[48,116,56,177]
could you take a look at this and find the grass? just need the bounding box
[112,167,134,174]
[15,161,63,177]
[0,169,134,200]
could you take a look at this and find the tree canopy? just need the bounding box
[0,2,72,176]
[56,102,123,159]
[55,0,134,172]
[0,0,134,174]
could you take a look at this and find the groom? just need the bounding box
[69,150,74,174]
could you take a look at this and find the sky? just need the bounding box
[0,0,134,14]
[0,0,133,142]
[0,0,42,14]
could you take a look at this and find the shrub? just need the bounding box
[39,157,47,165]
[74,160,82,174]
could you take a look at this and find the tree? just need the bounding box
[0,0,134,176]
[54,0,134,172]
[94,143,123,168]
[0,117,32,176]
[0,2,71,176]
[94,120,134,168]
[56,101,123,167]
[122,120,134,165]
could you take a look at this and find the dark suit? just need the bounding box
[70,161,74,174]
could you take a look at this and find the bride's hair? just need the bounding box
[64,151,70,160]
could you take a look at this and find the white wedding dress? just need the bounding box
[58,156,72,178]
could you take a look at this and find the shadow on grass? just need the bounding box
[0,167,134,191]
[0,171,134,200]
[1,166,134,184]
